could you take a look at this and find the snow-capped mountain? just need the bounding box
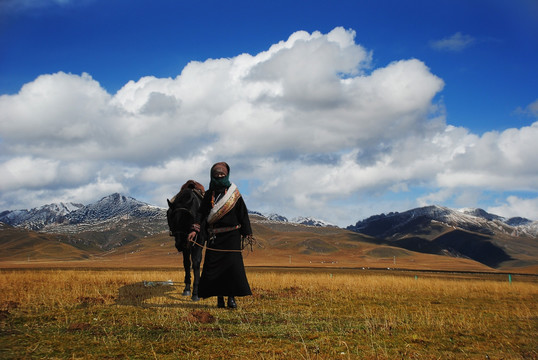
[0,193,165,232]
[249,212,334,227]
[65,193,162,224]
[291,216,336,227]
[346,205,538,268]
[266,213,289,222]
[247,211,336,227]
[0,202,84,230]
[3,195,536,237]
[347,205,538,238]
[1,196,537,268]
[459,208,505,222]
[1,194,341,233]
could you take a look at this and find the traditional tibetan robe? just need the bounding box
[196,183,252,299]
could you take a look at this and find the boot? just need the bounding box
[217,296,225,308]
[227,296,237,309]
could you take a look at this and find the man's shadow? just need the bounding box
[114,282,208,308]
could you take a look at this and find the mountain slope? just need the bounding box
[1,196,537,272]
[73,216,499,272]
[0,212,498,272]
[347,205,538,269]
[0,223,90,261]
[1,194,168,251]
[0,202,83,230]
[65,193,162,224]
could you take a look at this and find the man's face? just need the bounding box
[214,170,226,178]
[212,165,228,178]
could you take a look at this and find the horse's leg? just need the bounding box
[174,235,191,296]
[191,244,202,301]
[182,247,192,296]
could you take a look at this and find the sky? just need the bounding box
[1,0,537,227]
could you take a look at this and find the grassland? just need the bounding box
[1,267,537,359]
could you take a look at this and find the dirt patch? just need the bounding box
[1,301,19,310]
[0,309,10,320]
[67,322,92,331]
[185,310,215,324]
[76,296,109,305]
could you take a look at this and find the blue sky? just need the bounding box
[1,0,537,226]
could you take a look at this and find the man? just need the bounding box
[188,162,253,308]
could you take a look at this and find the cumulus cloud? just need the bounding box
[0,27,537,225]
[430,32,476,52]
[488,196,538,221]
[1,157,60,191]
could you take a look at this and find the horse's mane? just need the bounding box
[170,180,205,204]
[180,180,205,196]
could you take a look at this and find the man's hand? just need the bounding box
[187,231,197,243]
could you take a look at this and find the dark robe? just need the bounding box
[196,186,252,298]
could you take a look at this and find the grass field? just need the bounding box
[1,267,537,359]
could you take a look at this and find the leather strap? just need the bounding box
[209,224,241,234]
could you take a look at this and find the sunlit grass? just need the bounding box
[1,268,537,359]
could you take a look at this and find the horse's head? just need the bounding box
[167,180,205,236]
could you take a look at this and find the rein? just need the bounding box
[188,233,261,253]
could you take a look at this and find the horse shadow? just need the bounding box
[114,282,210,309]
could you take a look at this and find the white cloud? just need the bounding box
[514,98,538,118]
[59,174,126,205]
[528,99,538,117]
[0,27,537,226]
[488,196,538,220]
[0,0,89,13]
[437,122,538,190]
[0,72,115,158]
[430,32,476,52]
[0,157,59,191]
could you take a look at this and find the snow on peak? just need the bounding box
[66,193,156,224]
[350,205,538,238]
[266,213,289,222]
[291,216,335,227]
[0,201,84,230]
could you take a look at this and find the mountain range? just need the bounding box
[348,205,538,238]
[347,205,538,269]
[1,193,537,272]
[0,194,336,234]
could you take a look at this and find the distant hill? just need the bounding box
[1,195,537,273]
[0,223,90,262]
[347,205,538,269]
[0,202,83,230]
[1,194,168,251]
[0,216,503,273]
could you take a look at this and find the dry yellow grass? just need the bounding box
[1,268,537,359]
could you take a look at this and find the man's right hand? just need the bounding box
[187,231,197,243]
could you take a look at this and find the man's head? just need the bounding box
[211,162,229,178]
[209,162,231,189]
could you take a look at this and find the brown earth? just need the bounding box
[1,221,522,274]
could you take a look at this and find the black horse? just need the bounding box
[167,180,206,301]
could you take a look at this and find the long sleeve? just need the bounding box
[236,197,252,236]
[192,191,212,231]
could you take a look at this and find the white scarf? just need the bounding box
[207,183,241,225]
